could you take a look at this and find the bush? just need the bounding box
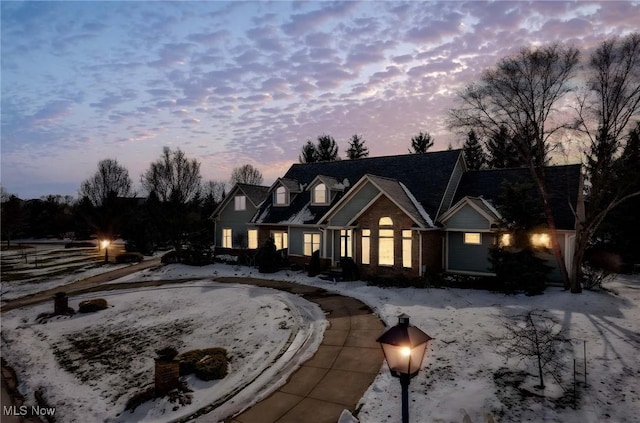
[256,238,281,273]
[195,353,228,381]
[78,298,108,313]
[178,347,228,378]
[161,247,213,266]
[582,264,615,290]
[340,257,359,281]
[115,252,144,263]
[489,247,551,295]
[308,250,321,277]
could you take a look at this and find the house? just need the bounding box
[212,150,583,281]
[211,183,270,251]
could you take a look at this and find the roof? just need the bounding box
[452,164,582,230]
[439,196,502,226]
[236,184,270,207]
[253,150,463,225]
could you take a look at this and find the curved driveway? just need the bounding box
[1,265,385,423]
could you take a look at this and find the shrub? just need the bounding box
[308,250,321,277]
[489,247,551,295]
[195,353,228,381]
[582,264,615,290]
[256,238,280,273]
[115,252,144,263]
[178,347,228,377]
[78,298,108,313]
[340,257,359,281]
[161,248,213,266]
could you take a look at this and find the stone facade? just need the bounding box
[154,358,180,396]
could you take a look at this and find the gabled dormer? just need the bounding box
[307,175,347,206]
[272,178,301,207]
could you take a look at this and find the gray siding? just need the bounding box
[438,155,465,217]
[445,204,491,230]
[447,231,494,273]
[289,227,322,256]
[328,182,380,226]
[216,198,257,247]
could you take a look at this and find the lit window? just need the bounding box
[379,229,394,266]
[531,233,551,249]
[314,183,327,204]
[379,216,393,226]
[303,233,320,256]
[464,233,481,245]
[222,228,232,248]
[272,232,288,250]
[402,230,412,268]
[248,230,258,249]
[234,195,246,211]
[275,186,287,205]
[340,229,352,258]
[500,233,512,247]
[362,229,370,265]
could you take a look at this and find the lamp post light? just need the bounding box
[377,314,432,423]
[100,240,110,263]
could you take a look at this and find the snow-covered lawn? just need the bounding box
[2,261,639,423]
[0,281,326,422]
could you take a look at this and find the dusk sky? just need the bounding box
[2,1,639,200]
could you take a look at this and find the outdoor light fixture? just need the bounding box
[377,314,432,423]
[101,240,110,263]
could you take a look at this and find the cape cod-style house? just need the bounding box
[211,149,582,281]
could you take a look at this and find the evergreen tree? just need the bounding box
[299,140,317,163]
[315,134,339,161]
[409,131,434,154]
[346,134,369,159]
[462,130,485,170]
[486,125,520,168]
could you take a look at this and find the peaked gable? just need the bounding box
[211,183,269,218]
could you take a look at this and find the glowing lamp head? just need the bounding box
[377,314,432,379]
[101,240,110,249]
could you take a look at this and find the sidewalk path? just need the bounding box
[1,258,162,312]
[213,277,385,423]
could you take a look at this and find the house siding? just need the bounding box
[447,231,495,274]
[289,227,322,257]
[216,200,258,248]
[444,204,492,230]
[327,182,380,226]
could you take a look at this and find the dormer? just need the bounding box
[272,178,301,207]
[308,175,345,206]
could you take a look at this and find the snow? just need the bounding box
[3,258,640,423]
[279,204,315,224]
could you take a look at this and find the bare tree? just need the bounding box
[141,147,201,204]
[448,44,580,289]
[493,310,566,389]
[230,164,263,185]
[409,131,434,153]
[202,180,227,204]
[79,159,133,207]
[573,33,640,292]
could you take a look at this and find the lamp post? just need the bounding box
[377,314,432,423]
[100,240,110,263]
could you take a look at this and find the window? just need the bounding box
[222,228,232,248]
[272,232,288,250]
[379,229,394,266]
[531,233,551,249]
[340,229,352,258]
[275,186,287,205]
[303,233,320,256]
[234,195,246,211]
[248,229,258,249]
[464,232,481,245]
[379,217,394,266]
[499,233,512,247]
[313,183,327,204]
[362,229,370,265]
[402,230,412,268]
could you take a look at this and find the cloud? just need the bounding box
[281,2,358,36]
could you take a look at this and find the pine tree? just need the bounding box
[315,134,339,161]
[346,134,369,159]
[409,131,434,154]
[462,130,485,170]
[486,125,520,168]
[299,140,317,163]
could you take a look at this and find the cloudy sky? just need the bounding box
[1,1,638,199]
